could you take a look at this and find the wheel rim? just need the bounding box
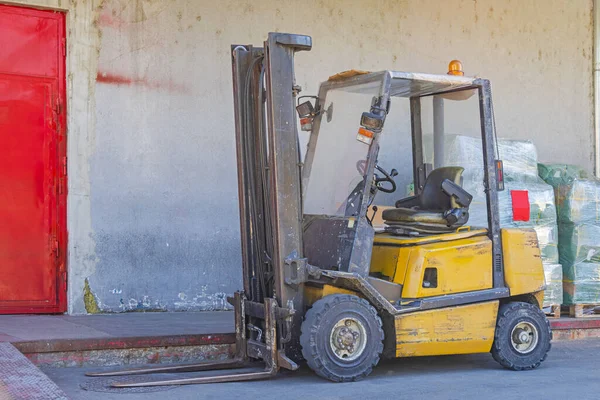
[510,321,539,354]
[329,317,368,362]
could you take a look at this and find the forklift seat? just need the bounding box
[382,166,473,234]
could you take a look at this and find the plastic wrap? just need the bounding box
[465,181,559,263]
[543,262,563,306]
[559,223,600,304]
[538,164,593,220]
[556,180,600,225]
[422,135,562,302]
[538,165,600,305]
[424,135,560,263]
[424,135,540,183]
[538,164,588,187]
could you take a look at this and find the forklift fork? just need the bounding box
[86,293,295,388]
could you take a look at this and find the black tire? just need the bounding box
[491,301,552,371]
[300,294,384,382]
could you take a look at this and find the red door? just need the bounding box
[0,5,67,313]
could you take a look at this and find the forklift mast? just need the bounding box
[231,33,312,361]
[86,33,315,387]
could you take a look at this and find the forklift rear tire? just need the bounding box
[300,294,384,382]
[491,301,552,371]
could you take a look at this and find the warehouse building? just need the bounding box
[0,0,595,314]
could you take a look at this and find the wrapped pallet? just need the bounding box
[543,262,564,306]
[559,223,600,304]
[465,180,559,263]
[539,164,600,306]
[424,135,562,306]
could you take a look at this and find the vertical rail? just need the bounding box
[477,79,505,289]
[263,298,279,372]
[263,33,312,361]
[233,291,247,359]
[231,45,257,295]
[433,95,444,169]
[410,97,425,194]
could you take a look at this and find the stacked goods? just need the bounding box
[538,164,600,305]
[424,135,562,306]
[542,262,564,309]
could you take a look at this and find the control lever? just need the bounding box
[367,205,378,226]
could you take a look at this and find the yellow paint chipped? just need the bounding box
[395,301,498,357]
[304,285,359,307]
[328,70,371,82]
[501,229,546,296]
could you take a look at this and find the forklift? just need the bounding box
[88,32,551,387]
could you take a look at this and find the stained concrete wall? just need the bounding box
[5,0,594,313]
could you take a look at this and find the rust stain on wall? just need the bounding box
[96,72,189,93]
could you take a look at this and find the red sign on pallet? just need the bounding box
[511,190,530,222]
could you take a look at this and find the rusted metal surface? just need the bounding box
[83,289,293,387]
[263,33,311,362]
[103,297,282,388]
[80,376,177,394]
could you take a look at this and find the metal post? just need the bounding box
[410,97,425,194]
[433,96,444,169]
[263,33,311,361]
[231,45,257,296]
[477,79,505,289]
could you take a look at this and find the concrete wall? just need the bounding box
[5,0,594,313]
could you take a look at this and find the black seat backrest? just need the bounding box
[419,166,464,211]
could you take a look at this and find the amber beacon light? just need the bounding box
[447,60,464,76]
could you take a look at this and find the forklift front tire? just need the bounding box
[300,294,384,382]
[491,301,552,371]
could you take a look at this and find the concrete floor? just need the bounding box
[0,312,234,342]
[44,339,600,400]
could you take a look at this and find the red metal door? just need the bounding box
[0,5,67,313]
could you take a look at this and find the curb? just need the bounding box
[13,333,236,368]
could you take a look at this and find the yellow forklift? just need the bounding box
[88,33,551,387]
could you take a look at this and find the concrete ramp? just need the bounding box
[0,343,67,400]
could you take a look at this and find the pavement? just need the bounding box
[0,343,67,400]
[0,312,233,343]
[2,311,597,344]
[43,339,600,400]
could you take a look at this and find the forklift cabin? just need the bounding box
[87,33,550,387]
[297,67,550,379]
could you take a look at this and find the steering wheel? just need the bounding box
[375,165,398,193]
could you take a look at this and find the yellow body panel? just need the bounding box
[371,231,492,298]
[304,284,358,307]
[373,228,488,246]
[501,228,546,296]
[369,244,400,280]
[402,235,492,298]
[395,301,499,357]
[533,290,545,308]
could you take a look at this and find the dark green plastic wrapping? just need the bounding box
[539,164,598,305]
